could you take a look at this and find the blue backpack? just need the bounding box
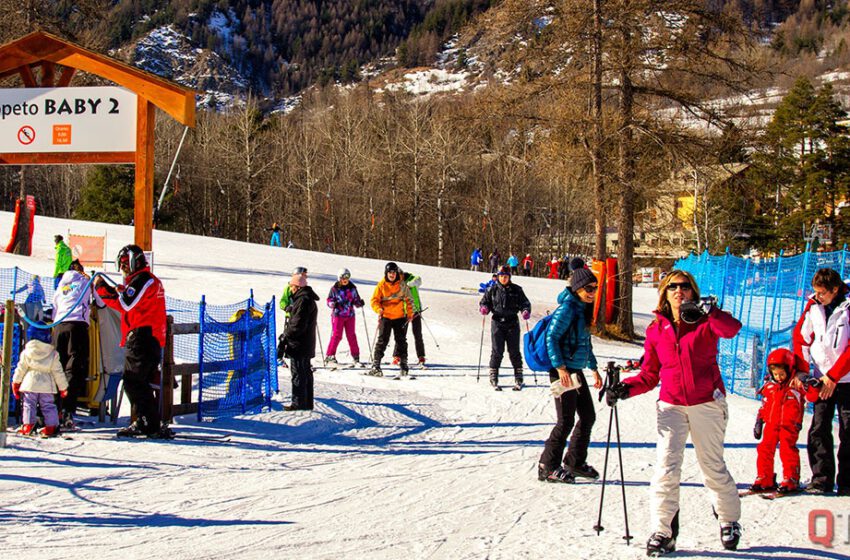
[523,312,577,372]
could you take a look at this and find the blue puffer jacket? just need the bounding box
[545,288,597,371]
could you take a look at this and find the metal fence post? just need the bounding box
[197,296,206,422]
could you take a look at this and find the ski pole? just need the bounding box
[614,401,632,544]
[420,314,441,349]
[476,316,486,382]
[524,319,536,385]
[316,325,326,365]
[361,307,373,364]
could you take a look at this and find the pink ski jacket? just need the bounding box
[623,308,742,406]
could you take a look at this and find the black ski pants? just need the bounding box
[374,317,409,367]
[539,369,596,471]
[488,317,522,374]
[808,383,850,491]
[289,355,314,410]
[122,326,162,434]
[54,321,89,416]
[393,314,424,361]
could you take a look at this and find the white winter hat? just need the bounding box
[338,267,351,279]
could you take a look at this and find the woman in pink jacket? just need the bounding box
[606,270,742,557]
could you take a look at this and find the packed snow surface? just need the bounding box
[0,212,844,559]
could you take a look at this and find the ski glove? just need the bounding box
[11,383,20,400]
[354,298,365,308]
[753,417,764,440]
[605,382,630,407]
[521,310,531,321]
[479,305,489,315]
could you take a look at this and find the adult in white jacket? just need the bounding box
[793,267,850,495]
[12,326,68,436]
[52,259,102,427]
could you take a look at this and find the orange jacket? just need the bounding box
[371,277,413,320]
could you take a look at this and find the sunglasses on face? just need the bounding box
[666,282,693,292]
[340,274,351,280]
[582,284,598,294]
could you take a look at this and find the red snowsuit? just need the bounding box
[756,376,805,484]
[547,259,560,279]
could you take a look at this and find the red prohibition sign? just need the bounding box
[17,126,35,145]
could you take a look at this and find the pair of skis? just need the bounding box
[738,487,804,500]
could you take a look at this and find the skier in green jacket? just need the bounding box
[53,235,72,290]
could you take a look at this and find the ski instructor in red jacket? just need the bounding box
[605,269,743,556]
[95,244,169,438]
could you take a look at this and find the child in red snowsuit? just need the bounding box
[751,348,816,493]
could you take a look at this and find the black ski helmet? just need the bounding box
[116,244,147,274]
[385,261,399,274]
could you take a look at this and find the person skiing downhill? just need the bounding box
[325,268,365,367]
[368,262,414,378]
[479,266,530,390]
[95,245,171,439]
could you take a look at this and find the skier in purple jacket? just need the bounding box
[324,268,365,366]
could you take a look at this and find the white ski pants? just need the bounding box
[651,397,741,537]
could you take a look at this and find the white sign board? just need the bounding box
[0,87,137,153]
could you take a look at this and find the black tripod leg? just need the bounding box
[593,406,615,535]
[614,406,632,544]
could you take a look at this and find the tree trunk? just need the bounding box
[592,0,608,337]
[616,31,635,338]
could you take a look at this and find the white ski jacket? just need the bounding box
[13,340,68,394]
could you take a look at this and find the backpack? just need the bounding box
[523,312,577,372]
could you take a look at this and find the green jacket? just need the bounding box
[279,284,294,317]
[402,272,423,313]
[54,241,72,277]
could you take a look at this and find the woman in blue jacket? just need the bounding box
[538,267,602,483]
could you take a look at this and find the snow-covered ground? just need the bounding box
[0,212,845,559]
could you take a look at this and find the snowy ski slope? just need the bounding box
[0,212,845,559]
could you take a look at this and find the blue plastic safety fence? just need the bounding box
[196,295,276,422]
[674,244,850,399]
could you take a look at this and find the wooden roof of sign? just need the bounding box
[0,31,196,126]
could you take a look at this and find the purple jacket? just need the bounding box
[623,308,741,406]
[326,282,364,318]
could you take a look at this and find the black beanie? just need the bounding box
[570,267,597,292]
[569,257,586,272]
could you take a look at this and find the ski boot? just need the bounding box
[117,421,145,438]
[351,356,362,368]
[149,424,176,440]
[720,521,742,551]
[546,466,575,484]
[416,357,427,369]
[324,355,338,368]
[566,463,600,480]
[646,533,675,557]
[512,369,523,391]
[40,425,59,438]
[537,463,553,482]
[489,369,501,391]
[17,424,35,436]
[61,411,77,431]
[749,474,776,493]
[777,478,800,495]
[365,365,383,377]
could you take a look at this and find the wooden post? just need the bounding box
[134,98,155,251]
[161,315,174,423]
[1,300,14,448]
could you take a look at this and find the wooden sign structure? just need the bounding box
[0,32,196,250]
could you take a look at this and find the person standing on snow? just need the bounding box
[605,270,743,555]
[269,223,282,247]
[547,256,560,279]
[393,270,426,368]
[368,262,414,378]
[325,268,365,367]
[280,266,308,321]
[521,254,534,277]
[94,245,170,438]
[53,259,103,430]
[538,267,602,483]
[479,266,530,391]
[507,253,519,275]
[53,234,72,290]
[792,267,850,495]
[280,273,319,410]
[12,326,68,437]
[488,249,501,274]
[470,247,483,272]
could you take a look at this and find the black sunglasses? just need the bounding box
[582,284,598,294]
[666,282,693,292]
